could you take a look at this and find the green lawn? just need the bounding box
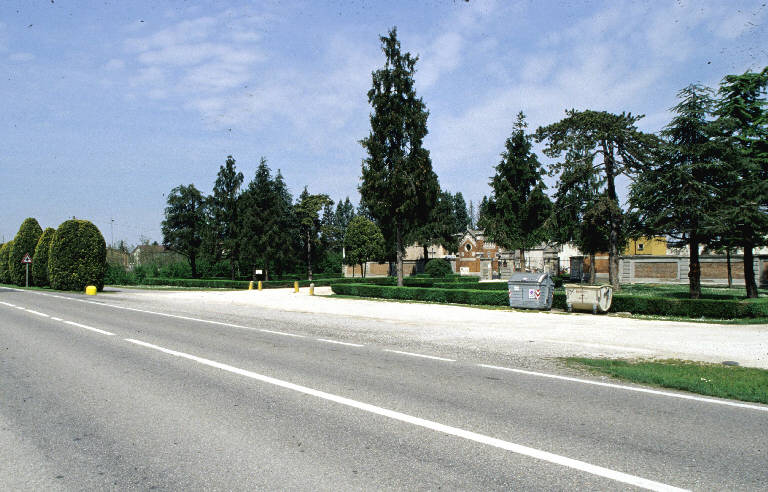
[564,358,768,404]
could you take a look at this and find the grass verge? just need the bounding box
[564,357,768,404]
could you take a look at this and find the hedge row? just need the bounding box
[331,283,509,306]
[331,283,768,319]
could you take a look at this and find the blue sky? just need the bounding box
[1,0,766,245]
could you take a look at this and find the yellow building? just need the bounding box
[624,236,667,256]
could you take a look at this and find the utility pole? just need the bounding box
[110,218,114,248]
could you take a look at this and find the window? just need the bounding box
[465,243,472,252]
[637,243,644,252]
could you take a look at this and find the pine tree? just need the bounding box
[294,188,332,281]
[211,155,244,279]
[485,112,552,270]
[536,109,657,290]
[629,84,721,298]
[453,192,469,234]
[359,27,439,286]
[713,67,768,298]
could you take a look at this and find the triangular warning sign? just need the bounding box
[21,253,32,264]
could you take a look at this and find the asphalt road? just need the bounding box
[1,287,767,491]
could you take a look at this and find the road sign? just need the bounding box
[21,253,32,264]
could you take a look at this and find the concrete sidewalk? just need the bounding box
[111,286,768,369]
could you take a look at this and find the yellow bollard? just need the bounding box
[293,281,299,293]
[309,283,314,296]
[257,280,262,291]
[248,281,253,290]
[85,285,97,296]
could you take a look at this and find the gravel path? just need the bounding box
[100,286,768,370]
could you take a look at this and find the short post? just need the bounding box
[257,280,263,291]
[85,285,97,296]
[248,281,253,290]
[309,282,314,296]
[25,263,29,288]
[293,281,299,293]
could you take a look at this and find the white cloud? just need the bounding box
[103,58,125,71]
[8,52,34,62]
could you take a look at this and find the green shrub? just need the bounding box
[424,258,452,278]
[31,227,56,287]
[48,219,107,291]
[104,263,137,285]
[135,277,338,289]
[433,281,508,290]
[0,241,11,284]
[157,261,192,278]
[9,218,43,286]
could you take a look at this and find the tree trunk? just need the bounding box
[363,262,367,278]
[190,252,197,278]
[726,248,732,289]
[423,244,429,263]
[744,243,758,298]
[230,258,236,280]
[306,231,313,281]
[604,141,620,292]
[589,253,596,284]
[396,225,404,287]
[688,234,701,299]
[519,249,526,271]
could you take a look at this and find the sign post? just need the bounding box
[21,253,32,287]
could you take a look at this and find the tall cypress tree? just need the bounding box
[360,27,439,286]
[212,155,244,279]
[713,67,768,298]
[485,112,552,269]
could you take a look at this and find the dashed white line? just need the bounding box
[63,320,114,336]
[25,309,49,317]
[123,337,685,492]
[259,329,305,338]
[384,349,455,362]
[317,338,364,347]
[478,364,768,412]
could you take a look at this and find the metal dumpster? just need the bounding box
[507,273,555,310]
[564,284,613,314]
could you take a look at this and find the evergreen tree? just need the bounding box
[211,155,244,279]
[477,196,490,230]
[359,27,439,286]
[161,184,206,278]
[549,146,610,283]
[629,84,721,298]
[713,67,768,298]
[536,109,657,290]
[485,112,552,269]
[32,227,56,287]
[271,171,298,278]
[453,192,469,234]
[467,200,476,229]
[239,158,272,279]
[294,188,332,281]
[10,218,43,286]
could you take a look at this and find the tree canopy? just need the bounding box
[161,184,206,278]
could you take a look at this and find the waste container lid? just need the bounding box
[507,272,550,284]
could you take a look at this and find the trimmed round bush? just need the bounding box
[48,219,107,291]
[0,241,12,284]
[424,258,452,278]
[32,227,56,287]
[10,218,43,286]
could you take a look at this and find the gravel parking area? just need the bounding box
[102,286,768,370]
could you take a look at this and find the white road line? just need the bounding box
[478,364,768,412]
[384,349,455,362]
[260,329,305,338]
[51,317,63,322]
[317,338,364,347]
[63,320,114,336]
[25,309,50,317]
[0,301,15,307]
[124,338,686,492]
[14,306,25,310]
